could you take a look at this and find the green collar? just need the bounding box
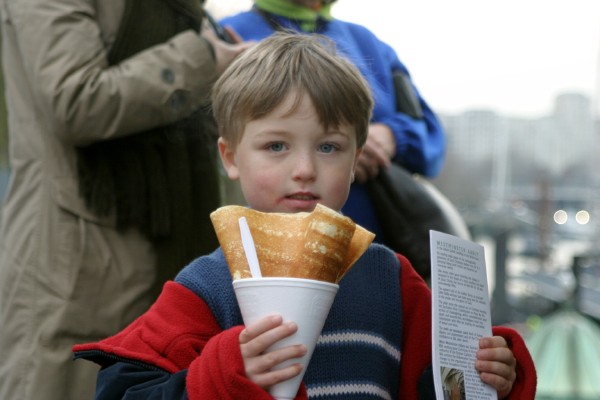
[255,0,333,32]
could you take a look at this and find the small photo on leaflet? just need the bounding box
[441,366,466,400]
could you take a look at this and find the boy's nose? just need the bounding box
[292,153,317,181]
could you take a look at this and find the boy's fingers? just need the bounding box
[479,336,507,349]
[241,322,307,390]
[477,346,516,367]
[241,321,299,357]
[239,315,283,345]
[250,362,304,389]
[479,371,514,398]
[476,337,516,398]
[476,359,514,378]
[246,344,307,377]
[476,357,516,398]
[477,336,515,368]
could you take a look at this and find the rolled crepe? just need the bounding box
[210,204,375,283]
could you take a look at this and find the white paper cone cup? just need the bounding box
[233,277,339,400]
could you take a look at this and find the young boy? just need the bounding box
[73,32,536,399]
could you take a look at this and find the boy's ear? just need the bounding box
[353,146,362,169]
[217,137,240,180]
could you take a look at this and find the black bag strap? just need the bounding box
[392,70,424,119]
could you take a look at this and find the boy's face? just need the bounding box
[218,92,361,214]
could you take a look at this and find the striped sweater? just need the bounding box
[178,245,404,399]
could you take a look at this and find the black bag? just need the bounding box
[367,163,470,279]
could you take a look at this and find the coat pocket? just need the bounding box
[49,176,115,227]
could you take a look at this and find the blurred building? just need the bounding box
[441,92,597,182]
[438,92,600,238]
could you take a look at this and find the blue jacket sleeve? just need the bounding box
[95,362,188,399]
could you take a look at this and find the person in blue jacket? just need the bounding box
[220,0,446,244]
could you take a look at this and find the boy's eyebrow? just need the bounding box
[323,128,357,140]
[325,128,353,136]
[250,128,293,137]
[253,129,353,139]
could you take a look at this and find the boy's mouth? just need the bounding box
[286,192,318,201]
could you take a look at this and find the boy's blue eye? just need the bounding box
[268,142,285,152]
[319,143,336,153]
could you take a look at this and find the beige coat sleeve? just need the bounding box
[6,0,217,146]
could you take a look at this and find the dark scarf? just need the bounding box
[76,0,220,296]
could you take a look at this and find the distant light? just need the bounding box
[575,210,590,225]
[554,210,568,224]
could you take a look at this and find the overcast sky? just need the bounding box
[206,0,600,118]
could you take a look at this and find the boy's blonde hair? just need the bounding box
[211,31,373,147]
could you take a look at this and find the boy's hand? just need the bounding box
[239,315,307,390]
[476,336,516,399]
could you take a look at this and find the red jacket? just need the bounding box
[73,254,536,399]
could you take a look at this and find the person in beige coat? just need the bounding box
[0,0,252,399]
